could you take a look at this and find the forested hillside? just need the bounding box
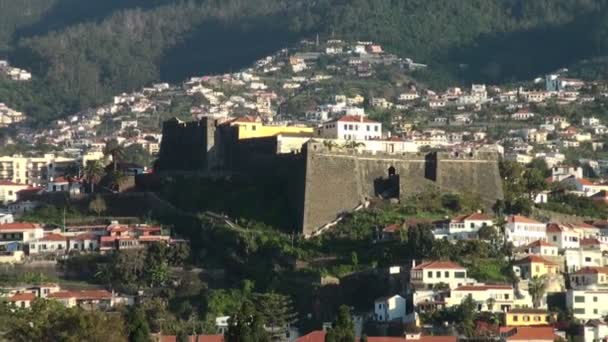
[2,0,608,123]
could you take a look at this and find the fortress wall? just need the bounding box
[301,144,504,236]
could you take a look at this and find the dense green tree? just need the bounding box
[83,159,105,193]
[225,300,270,342]
[325,305,355,342]
[126,306,152,342]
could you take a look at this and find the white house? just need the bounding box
[0,181,30,205]
[28,233,68,254]
[583,320,608,342]
[505,215,547,247]
[546,223,580,249]
[374,294,406,322]
[522,240,558,256]
[570,267,608,290]
[567,289,608,320]
[316,115,382,141]
[410,261,472,290]
[446,284,515,313]
[0,222,44,243]
[433,213,493,240]
[564,248,604,273]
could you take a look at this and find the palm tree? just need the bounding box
[83,160,104,193]
[528,275,548,309]
[108,170,127,192]
[103,140,126,171]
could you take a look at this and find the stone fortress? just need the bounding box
[156,118,504,236]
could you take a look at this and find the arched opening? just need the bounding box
[388,166,396,177]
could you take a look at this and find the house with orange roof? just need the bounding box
[446,284,515,312]
[7,292,36,309]
[295,331,457,342]
[0,222,43,243]
[47,290,115,309]
[546,223,580,249]
[505,215,547,247]
[500,326,561,342]
[522,240,558,257]
[560,176,608,197]
[570,267,608,290]
[513,255,559,280]
[410,261,472,290]
[28,233,68,255]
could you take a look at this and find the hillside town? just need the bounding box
[3,38,608,342]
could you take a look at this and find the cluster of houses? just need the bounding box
[1,282,133,310]
[370,208,608,341]
[0,102,25,127]
[0,60,31,81]
[0,221,176,263]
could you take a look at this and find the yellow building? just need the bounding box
[514,255,559,280]
[505,308,555,326]
[230,116,313,140]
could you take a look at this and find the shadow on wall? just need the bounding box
[374,166,400,199]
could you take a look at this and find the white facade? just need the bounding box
[546,224,580,249]
[374,295,406,322]
[564,248,604,273]
[0,223,44,243]
[28,235,68,254]
[567,289,608,320]
[505,215,547,247]
[446,284,515,313]
[434,213,493,241]
[0,182,30,204]
[410,261,471,290]
[317,115,382,141]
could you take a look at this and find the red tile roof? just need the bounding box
[502,326,558,341]
[454,284,512,291]
[580,238,601,246]
[465,213,492,221]
[8,292,36,302]
[231,115,259,124]
[514,255,557,265]
[545,223,563,233]
[526,240,556,248]
[506,215,543,225]
[40,233,67,242]
[0,222,40,231]
[412,261,464,270]
[71,233,99,241]
[572,266,608,275]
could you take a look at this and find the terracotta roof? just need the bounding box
[0,222,40,231]
[231,115,259,124]
[576,178,594,186]
[412,261,464,270]
[526,240,556,248]
[502,326,558,341]
[506,215,543,225]
[40,233,67,242]
[572,266,608,275]
[450,214,468,223]
[514,255,557,265]
[8,292,36,302]
[336,115,378,123]
[507,308,549,314]
[580,238,601,246]
[454,284,512,291]
[383,223,401,233]
[48,290,112,300]
[71,233,99,241]
[545,223,562,233]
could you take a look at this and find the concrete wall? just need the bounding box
[301,142,503,236]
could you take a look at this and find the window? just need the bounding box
[454,272,466,278]
[574,296,585,303]
[533,316,540,322]
[436,271,441,278]
[428,271,433,278]
[535,266,540,272]
[594,309,598,314]
[367,125,370,131]
[585,257,591,262]
[552,236,557,242]
[573,308,585,314]
[593,296,598,302]
[504,294,509,300]
[374,126,379,132]
[445,271,449,278]
[512,315,518,322]
[348,125,353,130]
[523,316,530,322]
[343,124,347,130]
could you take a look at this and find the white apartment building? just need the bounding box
[28,233,68,254]
[0,153,101,186]
[0,222,44,243]
[567,289,608,320]
[410,261,472,290]
[433,213,493,240]
[317,115,382,141]
[446,284,515,313]
[374,295,406,322]
[505,215,547,247]
[565,248,605,273]
[546,224,580,249]
[522,240,558,256]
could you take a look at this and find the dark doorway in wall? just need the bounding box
[374,166,400,200]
